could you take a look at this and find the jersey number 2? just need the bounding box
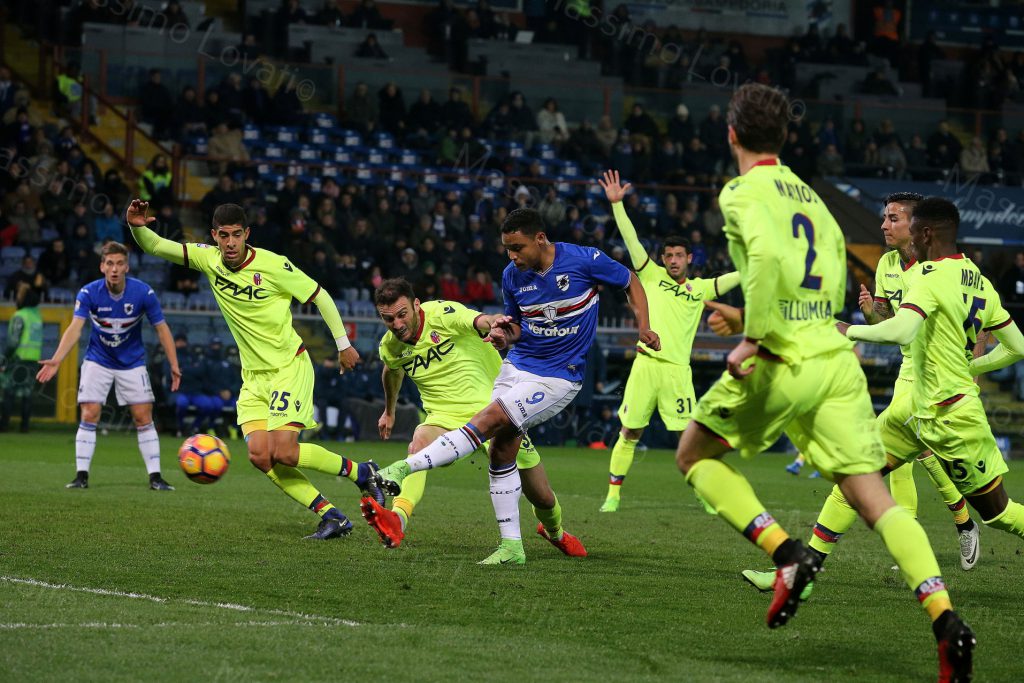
[792,214,822,290]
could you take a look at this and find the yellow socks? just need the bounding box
[533,495,563,540]
[982,498,1024,539]
[918,453,971,525]
[889,461,918,517]
[607,436,638,500]
[807,485,858,557]
[392,470,427,531]
[686,459,788,556]
[266,464,338,518]
[297,442,359,481]
[874,505,952,621]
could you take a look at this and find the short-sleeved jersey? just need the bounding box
[379,300,499,416]
[901,255,1012,418]
[184,244,320,371]
[636,262,720,366]
[720,160,850,363]
[502,242,631,382]
[74,277,165,370]
[873,249,917,379]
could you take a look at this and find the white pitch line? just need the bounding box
[0,621,326,630]
[0,576,361,627]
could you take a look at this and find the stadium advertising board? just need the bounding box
[834,177,1024,246]
[625,0,849,36]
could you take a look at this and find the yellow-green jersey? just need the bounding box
[184,244,320,371]
[900,255,1012,418]
[873,249,917,379]
[379,300,499,417]
[719,159,850,363]
[635,262,737,365]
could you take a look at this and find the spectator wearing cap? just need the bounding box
[667,104,694,154]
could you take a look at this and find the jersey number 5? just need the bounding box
[792,214,823,290]
[962,295,986,352]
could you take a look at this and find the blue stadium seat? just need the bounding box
[385,165,405,184]
[534,143,556,160]
[313,113,339,129]
[341,130,362,147]
[397,149,420,166]
[187,136,208,154]
[373,131,396,149]
[5,246,26,260]
[366,148,388,165]
[161,292,187,310]
[420,167,442,187]
[321,164,340,179]
[48,287,75,303]
[242,124,260,142]
[331,148,355,164]
[308,128,330,146]
[269,126,301,144]
[297,144,321,162]
[29,246,44,259]
[261,144,286,161]
[353,163,376,185]
[561,161,581,177]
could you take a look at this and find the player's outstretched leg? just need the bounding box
[294,442,383,503]
[839,472,974,682]
[678,423,816,629]
[521,459,587,558]
[918,453,980,570]
[375,423,487,496]
[603,431,639,512]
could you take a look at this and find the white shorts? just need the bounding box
[492,360,582,431]
[78,360,156,406]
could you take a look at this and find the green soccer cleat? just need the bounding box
[694,490,718,516]
[374,460,411,497]
[599,496,620,512]
[741,569,814,601]
[478,540,526,566]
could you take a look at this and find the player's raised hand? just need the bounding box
[857,284,874,317]
[639,328,661,351]
[338,346,360,374]
[125,199,156,228]
[726,339,758,380]
[36,358,60,383]
[704,300,744,337]
[378,410,395,440]
[169,363,182,392]
[598,169,632,204]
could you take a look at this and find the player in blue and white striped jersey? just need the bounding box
[37,241,182,490]
[370,208,659,564]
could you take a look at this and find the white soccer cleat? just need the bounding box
[958,523,980,571]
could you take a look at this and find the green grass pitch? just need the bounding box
[1,429,1022,682]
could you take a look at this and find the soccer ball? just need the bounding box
[178,434,231,484]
